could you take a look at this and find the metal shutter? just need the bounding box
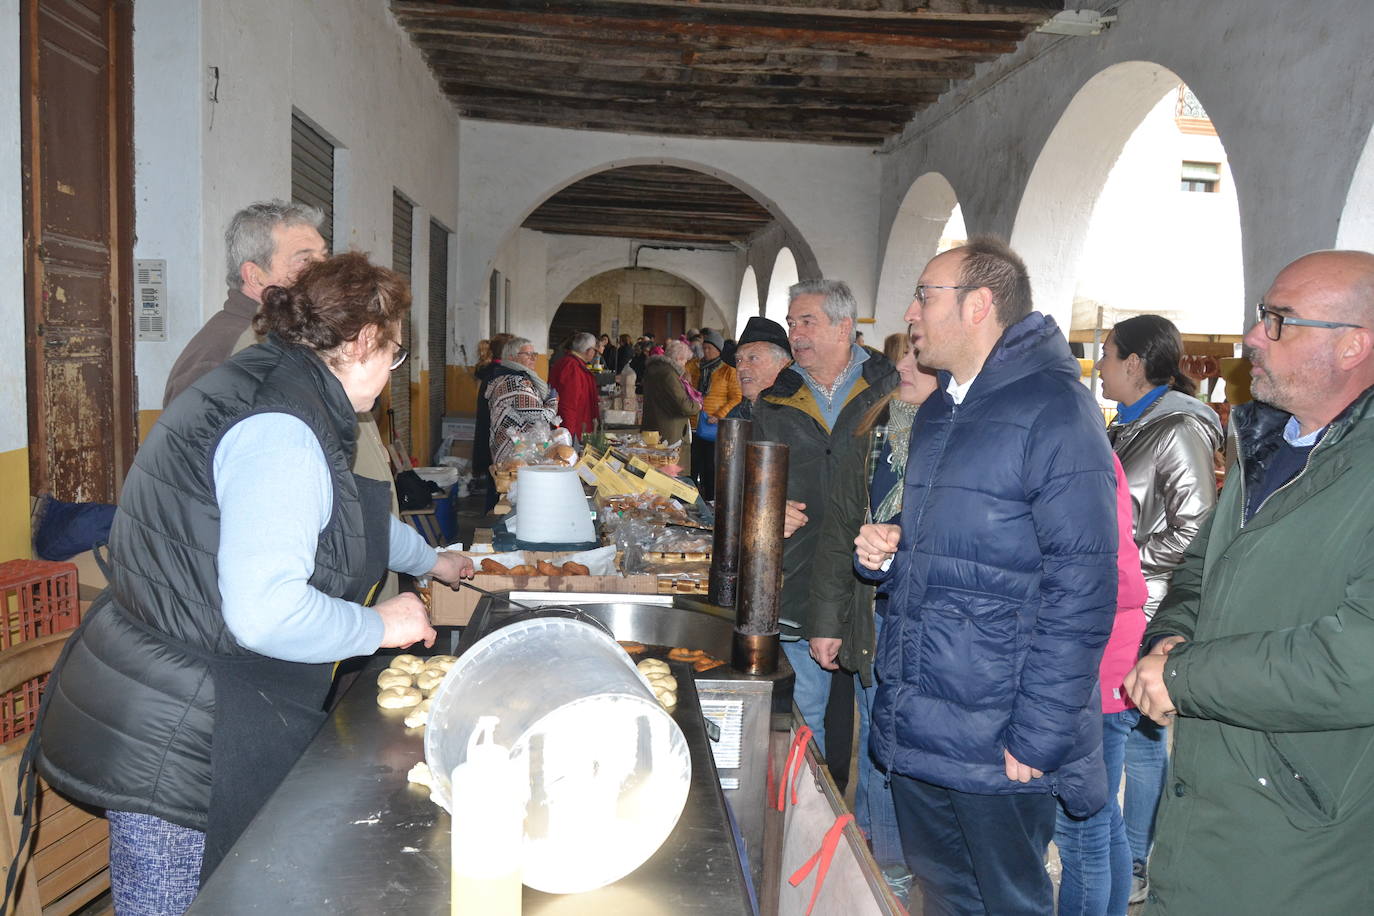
[428,220,450,463]
[291,114,334,249]
[389,192,414,452]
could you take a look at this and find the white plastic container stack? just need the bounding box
[511,465,595,545]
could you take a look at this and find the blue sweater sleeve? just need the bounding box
[390,515,438,576]
[214,413,387,663]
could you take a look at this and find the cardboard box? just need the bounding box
[426,550,658,626]
[428,573,659,626]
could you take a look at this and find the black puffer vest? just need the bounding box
[37,337,383,832]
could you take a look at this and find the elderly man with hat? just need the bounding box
[726,317,793,420]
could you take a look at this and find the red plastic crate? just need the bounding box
[0,559,81,742]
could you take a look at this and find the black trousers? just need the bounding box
[691,436,716,500]
[890,772,1057,916]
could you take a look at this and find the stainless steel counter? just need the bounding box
[189,653,753,915]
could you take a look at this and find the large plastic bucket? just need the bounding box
[425,616,692,894]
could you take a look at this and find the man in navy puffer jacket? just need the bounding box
[856,237,1117,914]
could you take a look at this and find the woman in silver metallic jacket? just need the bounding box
[1098,313,1224,906]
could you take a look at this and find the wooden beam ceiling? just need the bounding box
[393,0,1061,145]
[521,166,776,244]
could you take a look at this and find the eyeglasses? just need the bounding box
[389,344,409,371]
[1255,303,1364,341]
[913,284,979,306]
[516,349,537,361]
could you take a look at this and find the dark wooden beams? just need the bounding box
[392,0,1060,144]
[521,166,775,243]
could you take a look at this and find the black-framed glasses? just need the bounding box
[913,284,979,305]
[516,349,537,362]
[389,344,409,371]
[1256,303,1364,341]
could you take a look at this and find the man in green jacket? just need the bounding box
[751,279,896,755]
[1126,249,1374,914]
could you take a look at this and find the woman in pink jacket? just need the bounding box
[1053,454,1148,915]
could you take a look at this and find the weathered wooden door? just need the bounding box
[641,305,686,343]
[21,0,136,503]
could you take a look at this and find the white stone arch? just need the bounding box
[1011,61,1217,330]
[461,147,820,330]
[1337,124,1374,251]
[735,266,760,330]
[873,172,961,340]
[763,248,799,322]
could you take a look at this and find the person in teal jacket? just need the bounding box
[1126,249,1374,915]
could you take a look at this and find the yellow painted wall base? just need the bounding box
[0,447,32,562]
[138,409,161,443]
[443,360,549,423]
[447,364,480,418]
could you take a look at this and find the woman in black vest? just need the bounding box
[33,254,473,914]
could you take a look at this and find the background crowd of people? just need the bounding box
[414,233,1374,916]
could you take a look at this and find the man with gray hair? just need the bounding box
[751,279,897,755]
[162,202,406,613]
[549,330,601,439]
[163,200,328,406]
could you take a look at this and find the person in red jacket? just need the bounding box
[549,331,601,439]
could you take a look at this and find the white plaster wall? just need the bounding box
[878,0,1374,333]
[142,0,463,408]
[133,0,204,409]
[872,172,959,340]
[763,249,799,323]
[735,267,760,329]
[0,0,24,450]
[1074,92,1243,334]
[456,119,880,364]
[489,228,551,348]
[1337,124,1374,250]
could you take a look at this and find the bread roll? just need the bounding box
[377,671,414,690]
[391,654,425,674]
[377,686,423,709]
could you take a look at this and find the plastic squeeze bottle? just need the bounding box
[451,716,526,916]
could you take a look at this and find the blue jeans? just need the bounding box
[892,773,1058,916]
[107,810,205,916]
[783,638,831,756]
[1123,714,1169,867]
[856,614,904,868]
[1054,709,1135,916]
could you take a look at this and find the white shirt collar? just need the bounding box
[947,374,977,405]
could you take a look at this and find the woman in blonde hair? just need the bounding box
[882,331,909,366]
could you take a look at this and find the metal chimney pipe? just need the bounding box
[707,417,751,608]
[731,440,788,675]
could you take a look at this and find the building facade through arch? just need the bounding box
[876,0,1374,338]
